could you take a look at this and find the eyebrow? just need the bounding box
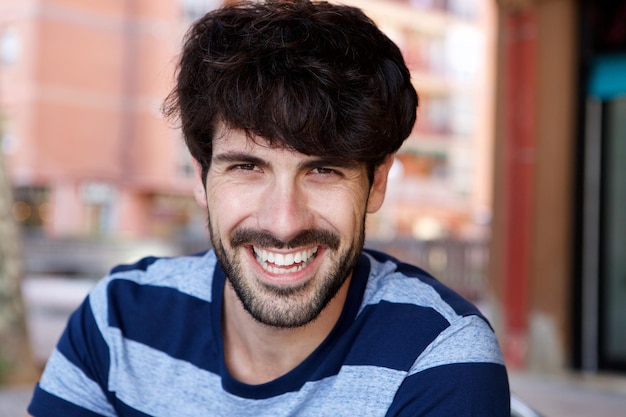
[212,152,267,167]
[212,152,361,171]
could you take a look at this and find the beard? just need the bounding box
[209,219,365,329]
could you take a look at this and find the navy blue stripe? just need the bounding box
[345,301,449,370]
[28,384,107,417]
[113,399,154,417]
[110,256,161,274]
[56,297,111,390]
[107,279,220,373]
[220,303,448,399]
[385,362,510,417]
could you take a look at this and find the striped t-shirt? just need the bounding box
[28,249,510,416]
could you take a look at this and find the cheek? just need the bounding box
[206,184,259,230]
[310,191,368,233]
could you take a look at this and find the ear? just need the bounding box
[366,156,394,213]
[192,159,208,208]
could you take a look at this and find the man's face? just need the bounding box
[197,127,390,328]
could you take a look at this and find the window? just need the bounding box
[1,27,20,65]
[182,0,223,22]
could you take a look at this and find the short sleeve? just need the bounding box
[385,315,510,417]
[28,295,116,417]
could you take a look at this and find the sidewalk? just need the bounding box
[510,371,626,416]
[0,385,32,417]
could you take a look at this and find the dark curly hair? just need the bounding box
[163,0,418,184]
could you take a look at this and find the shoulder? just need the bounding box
[87,250,222,386]
[360,249,484,323]
[355,250,509,415]
[355,249,504,367]
[84,250,219,339]
[98,249,218,301]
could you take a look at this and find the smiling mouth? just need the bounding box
[252,246,318,274]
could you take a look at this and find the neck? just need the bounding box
[222,278,351,385]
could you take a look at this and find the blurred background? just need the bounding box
[0,0,625,415]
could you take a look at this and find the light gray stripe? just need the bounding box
[110,338,223,416]
[361,254,460,323]
[39,349,117,417]
[409,315,504,376]
[107,251,217,303]
[104,337,407,416]
[292,366,403,417]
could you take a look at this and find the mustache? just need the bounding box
[230,228,340,250]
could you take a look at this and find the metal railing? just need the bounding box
[21,236,491,302]
[366,237,489,302]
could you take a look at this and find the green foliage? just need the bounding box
[0,346,14,384]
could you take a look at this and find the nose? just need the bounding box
[256,176,314,243]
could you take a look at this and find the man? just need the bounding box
[28,1,510,415]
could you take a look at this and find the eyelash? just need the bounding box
[311,167,337,175]
[232,164,258,171]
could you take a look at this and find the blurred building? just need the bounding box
[491,0,626,376]
[0,0,224,240]
[0,0,496,243]
[342,0,497,242]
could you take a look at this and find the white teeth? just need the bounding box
[253,247,318,273]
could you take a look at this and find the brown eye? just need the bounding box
[311,167,335,175]
[234,164,257,171]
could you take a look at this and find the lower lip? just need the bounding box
[246,247,322,286]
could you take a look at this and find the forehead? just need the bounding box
[212,127,277,155]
